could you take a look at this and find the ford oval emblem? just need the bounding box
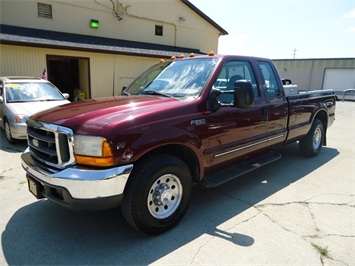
[32,139,39,147]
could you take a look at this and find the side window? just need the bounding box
[214,60,259,104]
[257,61,281,97]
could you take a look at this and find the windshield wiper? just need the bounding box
[7,100,26,103]
[170,93,186,98]
[33,99,63,102]
[140,90,171,98]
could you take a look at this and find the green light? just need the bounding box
[90,19,99,28]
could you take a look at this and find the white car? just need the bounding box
[0,77,70,143]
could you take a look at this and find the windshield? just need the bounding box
[124,58,218,98]
[5,82,65,103]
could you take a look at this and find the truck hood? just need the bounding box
[31,96,185,135]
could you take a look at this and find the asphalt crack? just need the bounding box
[215,188,354,265]
[255,200,354,266]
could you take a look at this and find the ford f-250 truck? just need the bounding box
[21,54,336,235]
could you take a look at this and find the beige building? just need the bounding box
[0,0,227,100]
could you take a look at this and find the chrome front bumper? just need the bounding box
[21,148,133,202]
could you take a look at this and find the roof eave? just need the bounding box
[180,0,228,35]
[0,25,206,58]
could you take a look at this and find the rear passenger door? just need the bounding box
[257,61,288,147]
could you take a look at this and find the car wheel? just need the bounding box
[122,154,193,235]
[299,119,324,157]
[4,120,15,144]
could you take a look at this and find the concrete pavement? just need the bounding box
[0,101,354,265]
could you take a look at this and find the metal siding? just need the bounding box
[0,44,157,98]
[1,45,45,77]
[89,55,157,98]
[274,60,312,91]
[89,54,115,98]
[309,69,324,90]
[114,56,158,95]
[274,58,355,91]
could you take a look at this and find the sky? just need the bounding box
[189,0,355,59]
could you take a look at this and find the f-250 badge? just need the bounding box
[190,119,206,126]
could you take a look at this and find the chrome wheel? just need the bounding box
[312,127,322,150]
[147,174,183,219]
[299,119,324,157]
[122,154,192,235]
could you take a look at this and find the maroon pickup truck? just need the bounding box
[21,54,336,235]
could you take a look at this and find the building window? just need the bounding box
[37,3,52,19]
[155,25,163,36]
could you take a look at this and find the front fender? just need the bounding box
[129,127,203,161]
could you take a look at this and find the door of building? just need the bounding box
[47,55,90,102]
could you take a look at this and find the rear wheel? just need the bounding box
[299,119,324,157]
[122,154,193,235]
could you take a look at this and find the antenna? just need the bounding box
[292,48,298,59]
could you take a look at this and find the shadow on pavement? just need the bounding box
[1,143,339,265]
[0,130,27,153]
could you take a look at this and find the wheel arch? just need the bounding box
[313,109,328,145]
[1,115,8,129]
[133,144,201,184]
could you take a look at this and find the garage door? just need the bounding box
[322,68,355,91]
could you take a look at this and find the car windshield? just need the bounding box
[5,82,65,103]
[124,58,219,98]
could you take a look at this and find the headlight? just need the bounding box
[74,135,115,167]
[14,114,29,123]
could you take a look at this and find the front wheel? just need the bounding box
[299,119,324,157]
[122,154,193,235]
[4,120,15,144]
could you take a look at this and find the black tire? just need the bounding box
[299,119,324,157]
[4,120,15,144]
[122,154,193,235]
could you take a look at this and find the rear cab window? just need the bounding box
[257,61,282,99]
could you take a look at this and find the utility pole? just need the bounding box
[292,48,298,59]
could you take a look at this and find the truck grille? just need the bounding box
[26,119,75,171]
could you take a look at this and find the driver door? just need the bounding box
[205,60,268,167]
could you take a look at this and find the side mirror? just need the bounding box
[234,81,254,108]
[0,96,3,103]
[208,88,221,111]
[63,93,70,99]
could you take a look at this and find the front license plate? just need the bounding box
[27,178,41,199]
